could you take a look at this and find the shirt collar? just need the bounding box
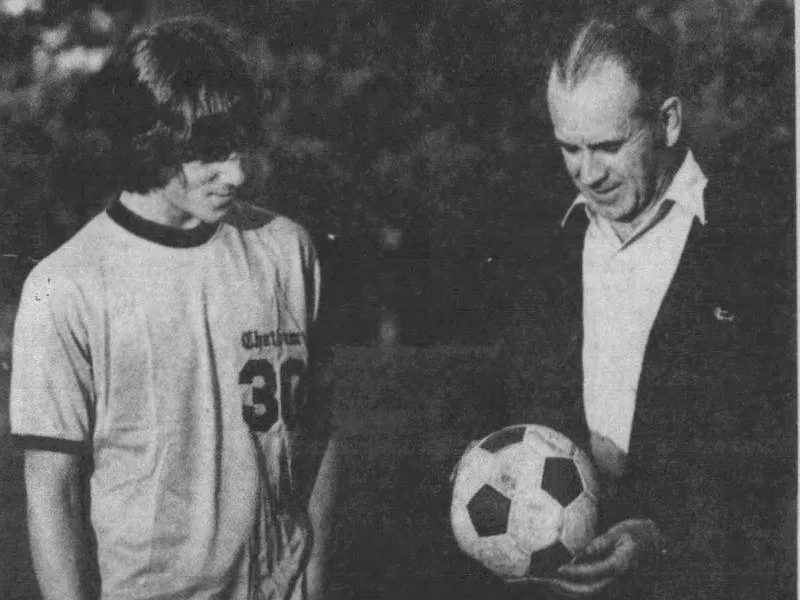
[107,196,219,248]
[561,150,708,229]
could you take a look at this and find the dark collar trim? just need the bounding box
[107,198,218,248]
[13,434,92,455]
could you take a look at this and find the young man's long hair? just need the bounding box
[95,18,263,194]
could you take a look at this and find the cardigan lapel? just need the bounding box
[555,211,589,447]
[626,217,714,468]
[555,206,725,466]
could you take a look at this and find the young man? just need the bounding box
[10,18,338,600]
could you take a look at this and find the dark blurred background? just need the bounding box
[0,0,794,598]
[0,0,793,344]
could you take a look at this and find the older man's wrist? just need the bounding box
[638,519,674,573]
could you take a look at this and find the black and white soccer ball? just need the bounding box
[450,424,599,581]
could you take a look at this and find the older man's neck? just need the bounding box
[610,153,685,243]
[609,202,662,243]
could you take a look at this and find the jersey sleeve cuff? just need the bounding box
[12,434,92,455]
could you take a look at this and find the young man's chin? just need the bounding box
[203,202,235,222]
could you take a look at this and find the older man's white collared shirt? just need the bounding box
[568,151,708,478]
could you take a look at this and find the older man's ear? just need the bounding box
[660,96,682,148]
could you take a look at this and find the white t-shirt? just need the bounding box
[11,200,321,600]
[568,151,707,478]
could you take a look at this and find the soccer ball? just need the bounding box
[450,424,599,581]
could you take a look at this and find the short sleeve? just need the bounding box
[10,268,95,454]
[295,228,337,440]
[302,230,321,326]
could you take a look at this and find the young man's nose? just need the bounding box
[220,156,246,187]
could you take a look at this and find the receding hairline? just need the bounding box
[547,57,642,106]
[547,16,676,115]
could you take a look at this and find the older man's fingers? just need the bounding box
[557,535,635,582]
[547,575,615,597]
[580,533,615,558]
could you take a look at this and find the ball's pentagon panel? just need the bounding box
[507,487,562,553]
[451,424,600,581]
[561,492,598,553]
[451,497,480,550]
[528,424,575,456]
[473,531,532,579]
[541,456,583,507]
[488,442,545,498]
[480,425,527,453]
[454,444,501,501]
[467,484,512,537]
[528,540,574,577]
[572,445,601,499]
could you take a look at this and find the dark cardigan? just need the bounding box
[482,177,795,598]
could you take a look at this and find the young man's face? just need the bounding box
[159,153,246,228]
[547,60,668,226]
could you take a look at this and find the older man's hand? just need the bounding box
[547,519,666,598]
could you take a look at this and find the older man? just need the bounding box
[467,15,793,600]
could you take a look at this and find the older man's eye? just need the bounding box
[559,143,580,155]
[596,142,623,154]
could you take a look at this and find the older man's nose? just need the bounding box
[577,150,606,188]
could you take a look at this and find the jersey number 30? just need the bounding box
[239,359,306,431]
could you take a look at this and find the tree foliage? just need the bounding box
[0,0,794,339]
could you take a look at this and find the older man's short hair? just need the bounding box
[550,16,676,116]
[93,17,263,194]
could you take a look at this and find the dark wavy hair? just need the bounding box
[549,15,677,118]
[94,17,263,194]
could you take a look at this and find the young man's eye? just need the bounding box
[187,144,233,163]
[559,143,579,155]
[203,147,233,162]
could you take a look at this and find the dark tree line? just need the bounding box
[0,0,793,341]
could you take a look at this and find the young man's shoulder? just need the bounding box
[223,201,315,252]
[29,211,114,281]
[16,211,115,322]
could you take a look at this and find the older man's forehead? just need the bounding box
[547,61,642,143]
[549,55,640,94]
